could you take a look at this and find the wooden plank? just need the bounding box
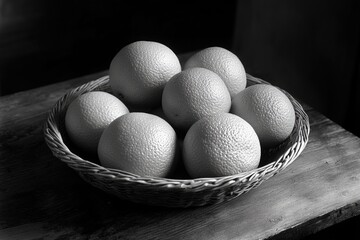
[1,69,360,239]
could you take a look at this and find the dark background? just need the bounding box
[1,0,360,137]
[234,0,360,139]
[0,0,360,238]
[0,0,237,95]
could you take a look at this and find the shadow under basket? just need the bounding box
[43,74,310,208]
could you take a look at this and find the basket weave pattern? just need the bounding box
[44,74,310,208]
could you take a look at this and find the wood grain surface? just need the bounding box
[1,57,360,239]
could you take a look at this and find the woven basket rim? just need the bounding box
[43,74,310,191]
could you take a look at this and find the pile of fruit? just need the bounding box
[65,41,295,179]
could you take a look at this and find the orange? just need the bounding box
[184,47,247,98]
[183,113,261,178]
[162,67,231,130]
[97,112,179,178]
[65,91,129,153]
[109,41,181,108]
[231,84,295,148]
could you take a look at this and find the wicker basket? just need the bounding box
[43,74,310,208]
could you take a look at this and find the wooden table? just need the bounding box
[1,54,360,239]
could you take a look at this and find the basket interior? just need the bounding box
[50,75,308,181]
